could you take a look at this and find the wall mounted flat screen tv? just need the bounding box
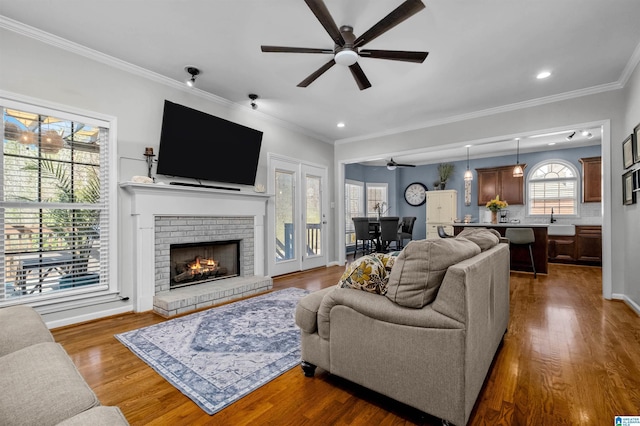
[156,100,263,186]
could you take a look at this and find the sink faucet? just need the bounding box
[550,208,557,223]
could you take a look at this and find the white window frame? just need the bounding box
[527,159,579,217]
[1,93,118,308]
[366,182,389,217]
[345,179,364,246]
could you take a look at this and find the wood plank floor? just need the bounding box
[51,264,640,425]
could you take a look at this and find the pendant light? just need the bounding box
[463,145,473,181]
[513,138,524,178]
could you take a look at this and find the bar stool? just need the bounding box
[505,228,536,278]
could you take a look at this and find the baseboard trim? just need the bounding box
[623,295,640,316]
[45,305,133,329]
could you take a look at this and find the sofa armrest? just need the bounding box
[295,287,334,334]
[316,288,462,339]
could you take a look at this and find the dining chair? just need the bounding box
[399,217,416,248]
[437,225,454,238]
[379,216,401,252]
[352,217,376,256]
[505,227,537,278]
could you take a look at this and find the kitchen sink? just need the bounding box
[548,224,576,236]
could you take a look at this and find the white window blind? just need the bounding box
[366,183,388,217]
[2,105,110,302]
[528,161,578,215]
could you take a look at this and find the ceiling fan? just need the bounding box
[387,158,415,170]
[261,0,428,90]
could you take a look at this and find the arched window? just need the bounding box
[528,160,578,216]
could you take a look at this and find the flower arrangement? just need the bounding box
[374,202,388,215]
[486,195,508,212]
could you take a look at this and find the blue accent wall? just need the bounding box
[345,145,601,240]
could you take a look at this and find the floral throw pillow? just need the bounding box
[337,253,396,295]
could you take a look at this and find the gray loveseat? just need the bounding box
[295,231,510,426]
[0,305,129,426]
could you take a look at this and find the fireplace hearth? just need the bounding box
[170,240,240,289]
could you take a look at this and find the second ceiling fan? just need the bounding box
[261,0,428,90]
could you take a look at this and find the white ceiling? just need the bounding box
[1,0,639,155]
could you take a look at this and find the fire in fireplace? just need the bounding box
[169,240,240,289]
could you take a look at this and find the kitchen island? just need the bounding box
[453,223,548,275]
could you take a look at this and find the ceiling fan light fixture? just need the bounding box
[334,49,358,66]
[387,164,397,171]
[249,94,258,110]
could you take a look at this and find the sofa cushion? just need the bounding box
[386,238,481,308]
[0,305,54,357]
[455,227,500,251]
[0,342,100,426]
[337,253,396,295]
[57,406,129,426]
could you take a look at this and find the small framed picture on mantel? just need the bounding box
[623,134,634,169]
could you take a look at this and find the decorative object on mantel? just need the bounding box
[254,183,266,193]
[132,175,153,184]
[486,195,508,224]
[437,163,455,189]
[115,288,308,415]
[143,146,155,179]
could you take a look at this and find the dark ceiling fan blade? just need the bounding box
[353,0,426,48]
[388,158,415,167]
[348,63,372,90]
[304,0,345,47]
[261,45,333,54]
[359,49,428,63]
[297,59,336,87]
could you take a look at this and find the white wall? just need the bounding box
[335,89,627,300]
[623,63,640,311]
[0,27,335,324]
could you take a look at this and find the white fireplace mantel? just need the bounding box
[120,182,271,312]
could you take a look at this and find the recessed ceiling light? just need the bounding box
[537,71,551,79]
[548,142,556,146]
[337,122,345,128]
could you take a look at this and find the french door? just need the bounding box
[269,156,327,276]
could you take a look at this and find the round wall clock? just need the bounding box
[404,182,428,206]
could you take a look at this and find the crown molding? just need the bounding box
[0,16,332,144]
[335,81,623,145]
[619,39,640,87]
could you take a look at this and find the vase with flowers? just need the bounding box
[486,195,508,224]
[374,202,388,221]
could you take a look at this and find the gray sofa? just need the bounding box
[0,305,129,426]
[295,231,510,426]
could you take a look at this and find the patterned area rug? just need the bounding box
[115,287,309,415]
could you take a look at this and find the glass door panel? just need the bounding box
[305,175,322,257]
[275,170,295,263]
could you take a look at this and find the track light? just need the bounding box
[513,138,523,178]
[249,94,258,110]
[565,131,575,141]
[185,66,200,87]
[464,146,473,181]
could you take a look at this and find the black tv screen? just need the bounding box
[156,100,263,186]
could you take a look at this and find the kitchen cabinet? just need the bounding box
[548,225,601,265]
[579,156,601,202]
[476,165,525,206]
[426,190,457,239]
[576,226,602,262]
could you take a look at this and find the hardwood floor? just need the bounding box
[52,264,640,425]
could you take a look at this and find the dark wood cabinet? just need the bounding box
[548,225,601,265]
[579,156,601,203]
[548,236,577,261]
[576,226,602,262]
[476,165,525,206]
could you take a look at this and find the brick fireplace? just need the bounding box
[121,182,272,316]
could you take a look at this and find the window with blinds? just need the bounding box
[366,183,388,217]
[528,161,578,215]
[2,105,109,302]
[345,180,364,245]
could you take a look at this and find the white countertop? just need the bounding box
[453,223,550,228]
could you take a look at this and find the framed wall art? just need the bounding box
[634,122,640,164]
[623,134,634,169]
[622,170,636,205]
